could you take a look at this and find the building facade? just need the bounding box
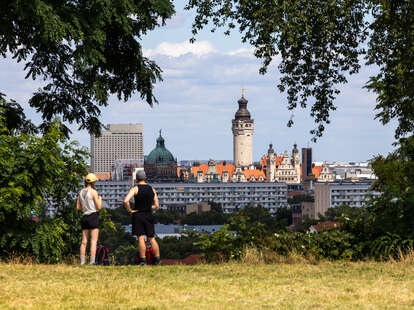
[261,143,301,184]
[144,131,178,182]
[314,182,381,213]
[154,182,288,214]
[91,124,143,173]
[179,159,266,183]
[232,96,254,168]
[95,180,288,214]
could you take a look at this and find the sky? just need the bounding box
[0,1,397,163]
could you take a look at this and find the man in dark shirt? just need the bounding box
[124,170,161,265]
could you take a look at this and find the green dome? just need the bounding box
[145,132,176,165]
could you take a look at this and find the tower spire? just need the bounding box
[232,95,254,168]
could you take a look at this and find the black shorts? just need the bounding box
[132,212,154,237]
[81,212,100,230]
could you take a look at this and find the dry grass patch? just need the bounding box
[1,261,414,309]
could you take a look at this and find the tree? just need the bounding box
[0,97,90,262]
[153,209,182,224]
[318,203,367,222]
[186,0,413,141]
[367,136,414,238]
[1,0,175,135]
[229,205,282,233]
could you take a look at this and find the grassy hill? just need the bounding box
[1,261,414,309]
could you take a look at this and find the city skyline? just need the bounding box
[0,0,397,162]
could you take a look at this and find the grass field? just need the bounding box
[1,261,414,310]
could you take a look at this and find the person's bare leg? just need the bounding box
[80,230,89,265]
[148,237,160,257]
[138,235,146,258]
[89,228,99,264]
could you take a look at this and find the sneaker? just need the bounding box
[138,257,146,266]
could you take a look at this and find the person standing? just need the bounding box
[76,173,102,265]
[123,170,161,266]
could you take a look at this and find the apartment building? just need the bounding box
[95,180,288,213]
[314,182,381,214]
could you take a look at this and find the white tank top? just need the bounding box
[79,189,98,215]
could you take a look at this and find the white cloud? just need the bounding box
[144,40,218,58]
[143,41,259,59]
[226,47,255,58]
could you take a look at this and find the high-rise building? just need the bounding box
[232,96,254,168]
[301,147,313,181]
[91,123,143,173]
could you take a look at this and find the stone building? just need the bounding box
[232,96,254,168]
[144,131,178,182]
[179,159,265,183]
[261,143,301,184]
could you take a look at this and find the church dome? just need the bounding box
[235,96,251,120]
[145,131,176,165]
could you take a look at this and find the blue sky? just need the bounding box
[0,1,397,162]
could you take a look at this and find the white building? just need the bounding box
[232,96,254,168]
[262,143,301,184]
[316,161,376,181]
[314,182,381,215]
[91,124,143,173]
[95,180,288,214]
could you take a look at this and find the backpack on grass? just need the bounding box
[96,245,110,265]
[145,241,155,265]
[135,241,155,265]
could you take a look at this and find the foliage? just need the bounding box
[318,203,367,222]
[153,209,182,224]
[197,206,288,262]
[107,206,131,226]
[294,215,318,232]
[99,222,135,253]
[158,231,201,259]
[273,206,292,226]
[229,205,285,233]
[266,231,356,261]
[0,101,90,262]
[186,0,413,140]
[197,223,359,262]
[196,225,237,262]
[365,1,414,139]
[368,136,414,239]
[181,210,229,225]
[1,0,175,135]
[112,245,137,265]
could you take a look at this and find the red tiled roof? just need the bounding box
[312,166,323,179]
[191,164,208,176]
[190,162,236,177]
[216,162,235,176]
[260,156,284,168]
[243,169,266,180]
[260,155,267,168]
